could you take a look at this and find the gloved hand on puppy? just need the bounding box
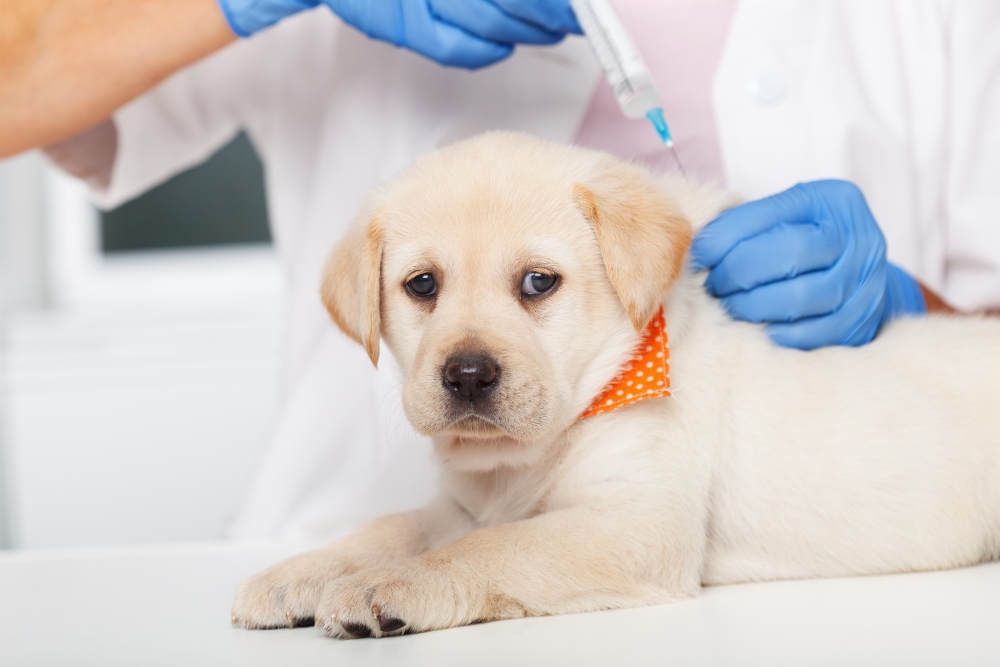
[691,180,927,350]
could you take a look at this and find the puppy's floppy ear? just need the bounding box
[573,170,693,332]
[321,211,384,366]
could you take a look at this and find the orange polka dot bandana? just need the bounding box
[579,307,671,419]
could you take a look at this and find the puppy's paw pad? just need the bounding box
[374,605,406,633]
[340,621,372,638]
[318,563,462,638]
[288,613,316,628]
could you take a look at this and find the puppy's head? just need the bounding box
[322,133,692,471]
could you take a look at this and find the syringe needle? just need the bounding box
[646,109,687,176]
[667,142,687,177]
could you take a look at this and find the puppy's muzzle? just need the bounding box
[442,353,499,402]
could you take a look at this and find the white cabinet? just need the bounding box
[1,306,282,548]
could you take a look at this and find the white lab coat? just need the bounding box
[83,0,1000,538]
[715,0,1000,311]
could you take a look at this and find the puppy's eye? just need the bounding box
[406,273,437,298]
[521,272,558,296]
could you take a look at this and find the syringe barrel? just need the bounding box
[570,0,662,119]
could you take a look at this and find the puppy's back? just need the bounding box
[702,309,1000,584]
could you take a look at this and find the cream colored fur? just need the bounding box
[232,133,1000,638]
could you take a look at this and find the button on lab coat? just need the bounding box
[78,1,1000,538]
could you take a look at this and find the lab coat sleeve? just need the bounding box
[942,1,1000,311]
[90,14,296,210]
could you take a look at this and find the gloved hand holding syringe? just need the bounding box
[570,0,686,172]
[218,0,681,167]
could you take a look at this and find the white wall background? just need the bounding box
[0,154,284,550]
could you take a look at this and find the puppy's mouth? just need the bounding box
[415,388,553,469]
[441,415,529,462]
[444,414,507,439]
[404,373,551,446]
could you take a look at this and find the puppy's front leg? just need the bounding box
[232,497,474,629]
[321,505,702,638]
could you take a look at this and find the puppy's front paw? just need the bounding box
[319,561,468,638]
[232,549,360,630]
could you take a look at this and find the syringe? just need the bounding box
[570,0,685,172]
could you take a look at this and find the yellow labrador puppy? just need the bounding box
[232,132,1000,638]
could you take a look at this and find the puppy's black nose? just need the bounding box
[443,354,498,400]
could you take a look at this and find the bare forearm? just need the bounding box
[918,281,999,317]
[919,282,955,314]
[0,0,235,158]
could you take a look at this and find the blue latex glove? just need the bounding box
[690,180,926,350]
[216,0,581,69]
